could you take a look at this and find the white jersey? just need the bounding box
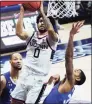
[25,31,58,75]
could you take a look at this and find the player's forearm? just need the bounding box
[65,34,74,75]
[16,12,28,40]
[40,9,53,30]
[0,80,5,96]
[65,35,74,59]
[15,6,28,40]
[40,10,58,41]
[16,13,24,37]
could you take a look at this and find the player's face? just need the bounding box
[37,17,47,33]
[10,53,23,70]
[74,69,81,81]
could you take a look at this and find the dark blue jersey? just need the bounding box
[0,72,16,104]
[43,82,75,104]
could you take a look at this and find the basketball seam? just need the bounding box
[37,2,41,9]
[27,3,34,10]
[28,2,40,10]
[23,3,31,10]
[24,3,35,11]
[29,3,36,10]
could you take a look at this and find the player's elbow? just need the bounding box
[16,31,21,37]
[16,32,28,40]
[16,33,23,40]
[16,32,20,37]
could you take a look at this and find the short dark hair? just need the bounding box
[10,53,21,60]
[76,69,86,85]
[36,14,56,25]
[36,14,58,33]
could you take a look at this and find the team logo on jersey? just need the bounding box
[30,39,48,49]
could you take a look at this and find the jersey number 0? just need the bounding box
[34,48,40,58]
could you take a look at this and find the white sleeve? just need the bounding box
[47,33,60,50]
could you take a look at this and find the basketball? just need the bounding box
[22,1,41,12]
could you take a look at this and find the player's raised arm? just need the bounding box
[16,6,33,40]
[39,1,58,42]
[65,21,84,85]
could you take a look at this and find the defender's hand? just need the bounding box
[47,74,60,85]
[70,21,84,36]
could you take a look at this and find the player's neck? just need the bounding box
[38,31,47,37]
[10,68,19,79]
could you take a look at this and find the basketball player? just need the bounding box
[11,1,59,104]
[0,53,23,104]
[39,21,86,104]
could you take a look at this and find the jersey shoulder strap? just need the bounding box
[26,31,36,46]
[3,72,10,83]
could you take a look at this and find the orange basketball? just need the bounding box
[22,1,41,12]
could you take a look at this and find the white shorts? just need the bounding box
[11,65,46,104]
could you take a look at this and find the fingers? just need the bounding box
[79,20,85,28]
[70,21,84,36]
[40,0,43,5]
[47,76,53,84]
[77,21,84,28]
[20,5,23,9]
[19,5,25,16]
[39,0,44,12]
[75,21,84,29]
[72,23,75,29]
[20,5,24,12]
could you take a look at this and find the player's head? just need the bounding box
[74,69,86,85]
[10,53,23,70]
[36,14,47,33]
[36,14,58,33]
